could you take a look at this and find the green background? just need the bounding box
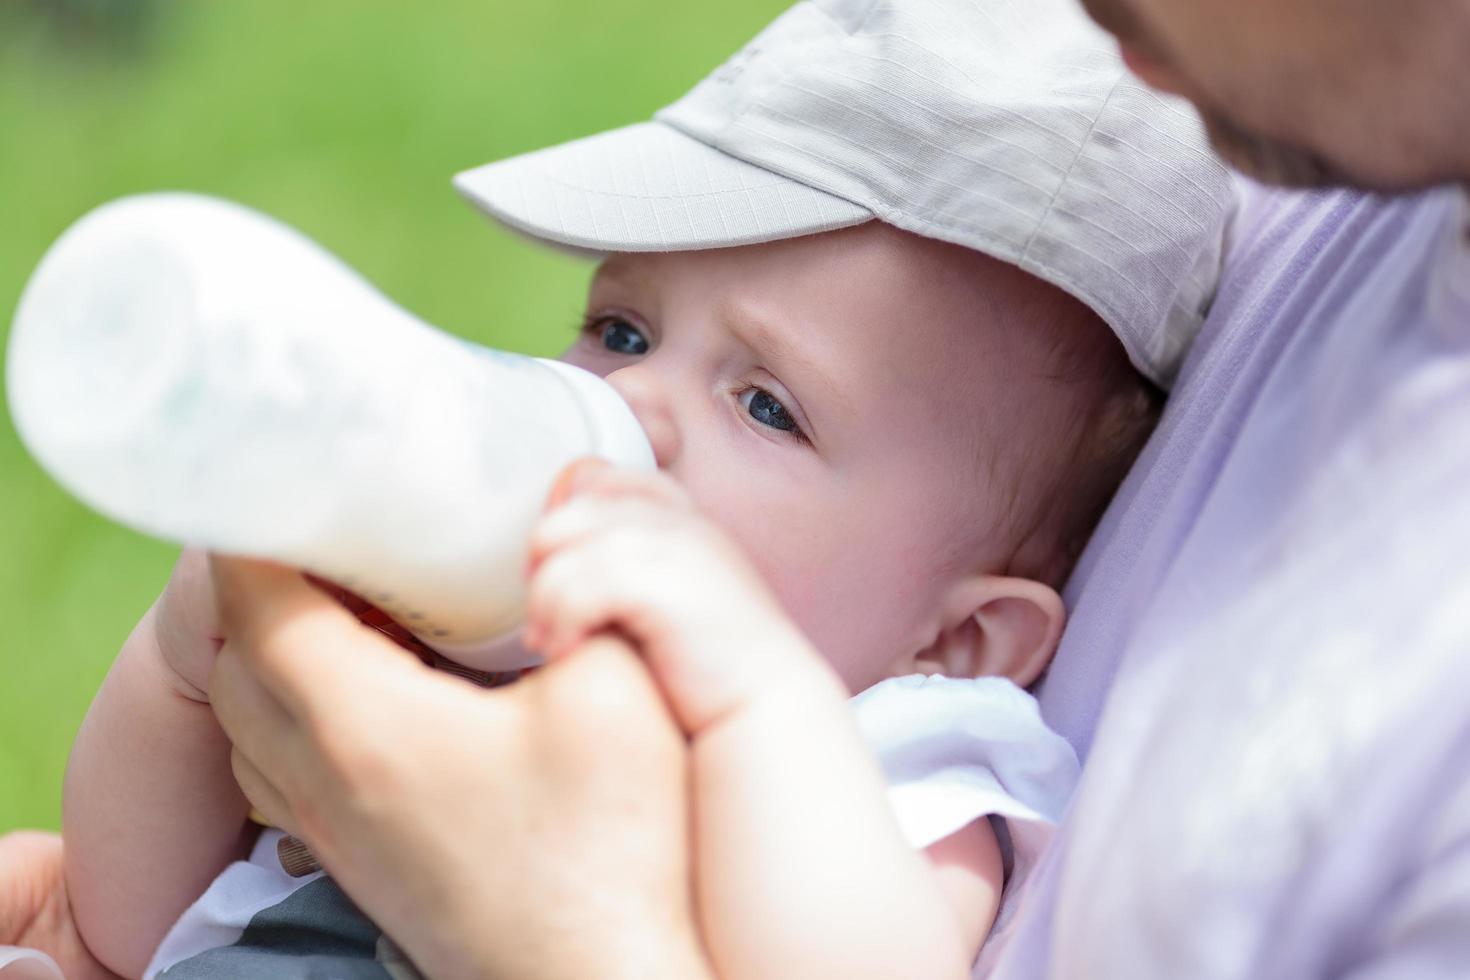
[0,0,786,831]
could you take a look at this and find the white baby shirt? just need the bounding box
[852,674,1080,974]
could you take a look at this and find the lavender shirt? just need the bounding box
[989,179,1470,978]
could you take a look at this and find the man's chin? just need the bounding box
[1201,110,1358,189]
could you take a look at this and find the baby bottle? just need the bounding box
[6,193,653,670]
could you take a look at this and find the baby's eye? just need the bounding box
[740,388,803,437]
[589,316,649,355]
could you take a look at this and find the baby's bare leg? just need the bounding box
[64,594,253,979]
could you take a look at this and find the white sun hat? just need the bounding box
[454,0,1235,388]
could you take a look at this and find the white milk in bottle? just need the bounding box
[6,193,653,670]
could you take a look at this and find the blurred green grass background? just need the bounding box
[0,0,786,831]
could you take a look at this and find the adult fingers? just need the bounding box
[227,748,302,840]
[210,639,319,839]
[209,638,299,778]
[209,555,416,717]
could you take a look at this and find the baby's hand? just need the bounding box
[526,460,836,735]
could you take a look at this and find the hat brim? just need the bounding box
[453,121,872,255]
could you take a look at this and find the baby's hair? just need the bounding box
[990,281,1164,588]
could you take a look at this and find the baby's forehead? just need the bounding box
[597,224,1067,336]
[594,225,1098,415]
[781,232,1086,384]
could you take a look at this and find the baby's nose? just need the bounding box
[604,365,681,469]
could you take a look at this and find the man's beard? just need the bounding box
[1199,107,1363,189]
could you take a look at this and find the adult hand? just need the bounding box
[0,832,120,980]
[207,557,713,980]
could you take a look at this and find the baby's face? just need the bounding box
[561,223,1053,693]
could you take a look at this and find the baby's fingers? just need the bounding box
[544,459,691,513]
[525,540,637,660]
[528,494,681,577]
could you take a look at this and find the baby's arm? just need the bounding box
[63,549,253,979]
[688,663,1002,978]
[527,464,999,979]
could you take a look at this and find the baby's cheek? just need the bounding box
[757,542,920,692]
[808,511,968,688]
[674,452,919,687]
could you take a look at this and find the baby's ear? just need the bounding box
[900,576,1065,687]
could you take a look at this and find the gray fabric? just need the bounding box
[157,877,391,979]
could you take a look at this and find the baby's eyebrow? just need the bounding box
[590,256,653,294]
[718,298,850,424]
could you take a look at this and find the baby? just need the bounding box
[54,0,1234,978]
[518,226,1150,978]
